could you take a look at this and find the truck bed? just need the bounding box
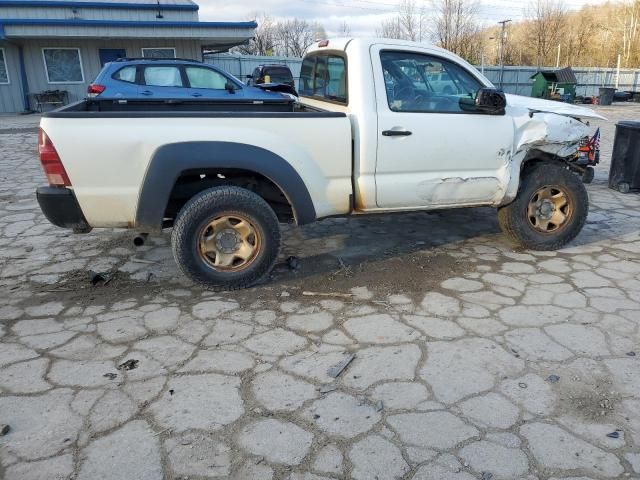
[40,97,353,229]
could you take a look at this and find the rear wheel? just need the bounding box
[171,186,280,290]
[498,163,588,250]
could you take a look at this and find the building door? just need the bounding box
[99,49,127,67]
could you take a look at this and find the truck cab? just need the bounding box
[299,38,600,213]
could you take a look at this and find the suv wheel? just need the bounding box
[498,163,588,250]
[172,186,280,290]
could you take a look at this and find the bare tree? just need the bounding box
[377,0,426,41]
[275,19,319,57]
[338,20,351,36]
[525,0,566,67]
[377,17,404,39]
[399,0,425,41]
[313,24,328,41]
[235,13,276,56]
[430,0,482,62]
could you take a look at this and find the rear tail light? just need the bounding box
[87,84,106,97]
[38,128,71,187]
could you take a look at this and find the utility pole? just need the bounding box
[556,43,561,68]
[498,19,511,90]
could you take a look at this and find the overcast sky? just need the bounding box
[199,0,605,38]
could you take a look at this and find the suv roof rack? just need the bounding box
[113,57,202,63]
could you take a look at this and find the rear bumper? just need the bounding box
[36,186,91,232]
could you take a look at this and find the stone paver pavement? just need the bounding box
[0,105,639,479]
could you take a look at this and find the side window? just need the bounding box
[327,57,346,102]
[252,68,260,81]
[186,67,227,89]
[299,57,315,96]
[314,56,328,96]
[143,66,183,87]
[113,66,136,83]
[299,54,347,104]
[380,51,481,113]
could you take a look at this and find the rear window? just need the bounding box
[143,66,183,87]
[113,66,136,83]
[264,67,293,83]
[299,54,347,104]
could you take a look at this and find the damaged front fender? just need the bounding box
[500,95,603,205]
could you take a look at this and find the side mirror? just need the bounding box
[460,88,506,115]
[225,81,237,94]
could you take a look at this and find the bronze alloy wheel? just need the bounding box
[527,185,573,234]
[197,214,261,271]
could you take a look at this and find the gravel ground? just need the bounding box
[0,104,639,480]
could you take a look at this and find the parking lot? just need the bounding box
[1,104,639,479]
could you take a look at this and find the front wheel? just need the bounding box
[171,186,280,290]
[498,163,588,250]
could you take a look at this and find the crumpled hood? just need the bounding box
[504,94,601,161]
[505,93,606,120]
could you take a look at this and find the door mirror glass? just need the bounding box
[460,88,506,115]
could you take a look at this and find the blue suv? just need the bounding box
[88,58,286,101]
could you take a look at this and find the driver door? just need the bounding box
[373,46,515,209]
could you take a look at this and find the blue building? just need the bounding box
[0,0,257,112]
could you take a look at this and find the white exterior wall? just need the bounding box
[0,42,25,113]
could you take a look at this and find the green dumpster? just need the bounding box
[531,67,577,103]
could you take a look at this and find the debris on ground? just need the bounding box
[375,400,384,412]
[319,385,337,394]
[117,359,139,371]
[606,431,620,439]
[627,351,636,357]
[0,424,10,436]
[330,257,353,279]
[546,375,560,383]
[130,258,157,264]
[482,473,494,480]
[327,354,355,378]
[88,270,110,286]
[286,256,300,271]
[303,291,354,299]
[518,382,528,389]
[103,373,117,380]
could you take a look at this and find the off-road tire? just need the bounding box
[171,186,280,290]
[498,163,588,250]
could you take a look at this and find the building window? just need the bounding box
[141,48,176,59]
[0,49,9,84]
[42,48,84,84]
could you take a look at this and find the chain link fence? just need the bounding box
[205,53,640,98]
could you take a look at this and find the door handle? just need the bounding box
[192,93,203,97]
[382,129,412,136]
[141,90,153,96]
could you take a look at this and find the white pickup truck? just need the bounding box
[36,38,603,290]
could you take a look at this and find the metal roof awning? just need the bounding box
[0,0,199,10]
[0,18,257,46]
